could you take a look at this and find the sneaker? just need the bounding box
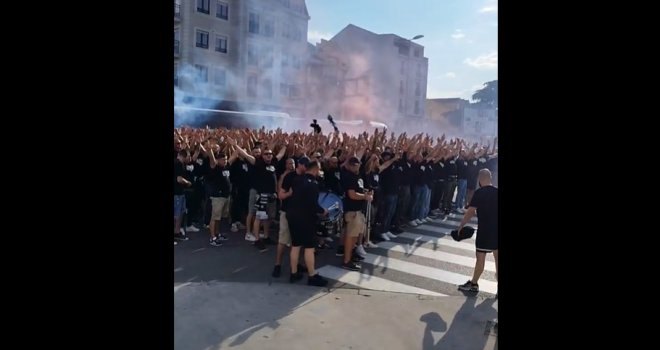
[230,223,239,232]
[356,245,367,257]
[308,274,329,287]
[391,227,404,234]
[365,241,379,248]
[415,219,424,225]
[425,216,433,221]
[259,233,266,239]
[174,233,189,241]
[458,280,479,292]
[236,222,246,229]
[216,234,229,241]
[336,245,345,256]
[179,228,186,235]
[186,225,200,232]
[380,233,391,241]
[408,220,418,227]
[289,271,303,283]
[254,240,268,252]
[272,265,281,278]
[324,236,334,242]
[384,231,397,239]
[209,237,223,247]
[351,251,365,262]
[174,241,177,246]
[317,242,331,249]
[244,232,257,242]
[263,237,276,245]
[341,261,361,271]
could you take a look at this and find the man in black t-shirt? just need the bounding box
[340,157,373,271]
[375,151,401,240]
[455,149,469,213]
[205,146,238,247]
[272,157,308,278]
[457,169,498,294]
[174,150,193,245]
[286,160,329,287]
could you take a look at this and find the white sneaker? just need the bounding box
[365,241,379,248]
[236,222,246,229]
[259,233,266,239]
[415,219,424,225]
[174,241,177,246]
[425,217,432,221]
[380,233,391,241]
[180,228,186,235]
[356,245,367,257]
[245,233,257,242]
[186,225,200,232]
[325,236,334,242]
[230,223,239,232]
[408,220,418,227]
[385,231,397,239]
[457,208,466,214]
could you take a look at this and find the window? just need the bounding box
[197,0,210,14]
[263,79,273,99]
[282,23,291,39]
[194,65,208,83]
[215,35,227,53]
[396,42,410,56]
[414,100,420,115]
[247,76,257,97]
[196,30,209,49]
[292,56,301,69]
[400,61,405,74]
[414,48,421,58]
[248,44,258,66]
[174,29,180,55]
[249,13,260,34]
[216,1,228,20]
[415,83,420,97]
[262,47,273,68]
[280,83,288,96]
[214,69,226,86]
[399,81,404,95]
[263,18,275,37]
[281,53,289,67]
[289,85,300,98]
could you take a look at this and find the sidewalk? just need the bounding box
[174,282,498,350]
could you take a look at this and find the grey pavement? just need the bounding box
[174,281,497,350]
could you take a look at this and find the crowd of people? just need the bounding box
[174,125,498,287]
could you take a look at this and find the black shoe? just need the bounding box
[216,234,229,241]
[308,274,329,287]
[254,240,268,252]
[391,227,404,234]
[174,233,189,241]
[317,242,331,249]
[263,237,277,245]
[341,261,361,271]
[336,245,345,256]
[272,265,281,278]
[351,253,365,262]
[458,280,479,292]
[209,237,223,247]
[289,271,303,283]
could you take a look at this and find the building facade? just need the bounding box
[174,0,310,118]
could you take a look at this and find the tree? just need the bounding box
[472,80,498,109]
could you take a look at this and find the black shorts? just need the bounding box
[475,230,498,253]
[287,214,317,249]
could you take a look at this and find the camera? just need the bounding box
[310,119,322,134]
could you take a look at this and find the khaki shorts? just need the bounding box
[278,211,291,246]
[344,211,366,238]
[210,197,229,221]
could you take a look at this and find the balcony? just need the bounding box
[174,39,180,57]
[174,3,181,21]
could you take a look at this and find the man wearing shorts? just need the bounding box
[272,157,308,278]
[457,168,498,294]
[174,150,192,245]
[340,157,373,271]
[205,145,238,246]
[286,160,329,286]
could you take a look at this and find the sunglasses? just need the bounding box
[264,153,273,156]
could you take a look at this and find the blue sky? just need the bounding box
[305,0,497,100]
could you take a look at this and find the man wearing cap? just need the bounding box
[340,157,373,271]
[457,168,498,294]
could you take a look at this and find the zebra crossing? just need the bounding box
[316,213,497,297]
